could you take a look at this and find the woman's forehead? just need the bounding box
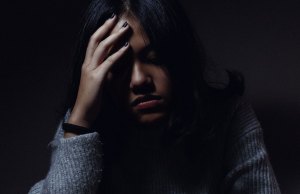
[110,14,150,53]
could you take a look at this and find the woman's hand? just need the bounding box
[66,15,130,129]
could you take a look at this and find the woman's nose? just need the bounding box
[129,63,153,94]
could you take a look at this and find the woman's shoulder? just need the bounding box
[226,98,263,142]
[203,63,259,141]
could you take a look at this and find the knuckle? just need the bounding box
[105,56,117,65]
[83,69,97,80]
[89,72,99,80]
[111,33,119,41]
[99,41,109,51]
[90,34,98,43]
[81,65,89,73]
[81,63,87,69]
[103,20,112,27]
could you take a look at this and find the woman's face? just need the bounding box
[108,14,172,126]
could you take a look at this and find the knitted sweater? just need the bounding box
[28,100,281,194]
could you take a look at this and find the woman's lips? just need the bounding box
[131,95,163,110]
[135,99,162,110]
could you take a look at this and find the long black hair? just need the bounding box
[62,0,244,147]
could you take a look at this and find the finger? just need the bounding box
[83,14,117,65]
[90,22,129,69]
[95,42,130,76]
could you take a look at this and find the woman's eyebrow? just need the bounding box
[139,45,156,56]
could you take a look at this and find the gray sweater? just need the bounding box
[28,100,281,194]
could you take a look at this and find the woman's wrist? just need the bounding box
[64,131,78,138]
[67,117,92,128]
[66,112,92,128]
[67,108,94,128]
[62,123,96,138]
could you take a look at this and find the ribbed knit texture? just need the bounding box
[29,113,103,194]
[28,100,281,194]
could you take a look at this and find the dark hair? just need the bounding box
[62,0,244,147]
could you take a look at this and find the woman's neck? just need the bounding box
[128,123,167,149]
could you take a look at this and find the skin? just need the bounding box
[65,13,172,138]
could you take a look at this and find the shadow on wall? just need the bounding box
[254,101,300,194]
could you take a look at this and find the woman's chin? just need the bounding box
[134,112,168,126]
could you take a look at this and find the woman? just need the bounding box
[29,0,281,193]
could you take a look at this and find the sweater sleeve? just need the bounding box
[28,112,103,194]
[222,101,281,194]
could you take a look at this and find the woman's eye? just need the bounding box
[145,57,158,64]
[144,53,160,65]
[139,48,161,65]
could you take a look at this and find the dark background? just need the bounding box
[1,0,299,193]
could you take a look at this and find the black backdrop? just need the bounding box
[1,0,299,193]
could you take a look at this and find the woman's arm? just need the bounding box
[28,113,102,194]
[222,101,281,194]
[29,15,131,193]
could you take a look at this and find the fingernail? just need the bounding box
[110,13,115,19]
[124,42,129,47]
[122,21,128,28]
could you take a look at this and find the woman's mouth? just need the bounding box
[135,99,162,110]
[131,95,163,110]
